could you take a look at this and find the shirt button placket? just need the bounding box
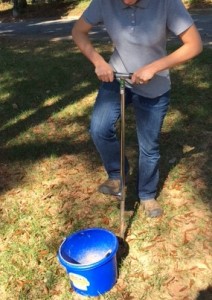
[131,9,136,31]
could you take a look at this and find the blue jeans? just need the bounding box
[90,80,170,201]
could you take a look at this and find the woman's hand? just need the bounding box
[131,65,156,84]
[95,61,114,82]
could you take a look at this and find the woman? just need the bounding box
[72,0,202,217]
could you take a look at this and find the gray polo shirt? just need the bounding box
[82,0,193,98]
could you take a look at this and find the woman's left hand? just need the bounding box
[131,65,156,84]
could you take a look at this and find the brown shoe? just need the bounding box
[141,199,163,218]
[98,178,121,196]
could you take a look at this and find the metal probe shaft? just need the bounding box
[114,72,132,239]
[120,77,126,239]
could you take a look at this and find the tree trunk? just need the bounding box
[13,0,28,17]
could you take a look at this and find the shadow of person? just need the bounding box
[196,286,212,300]
[116,236,129,273]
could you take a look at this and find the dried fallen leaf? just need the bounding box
[102,216,110,225]
[189,279,195,288]
[193,178,206,189]
[167,280,189,297]
[38,249,49,259]
[51,289,62,296]
[129,272,144,279]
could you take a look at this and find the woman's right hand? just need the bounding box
[95,61,114,82]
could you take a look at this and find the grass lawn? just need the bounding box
[0,14,212,300]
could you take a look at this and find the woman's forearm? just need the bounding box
[132,24,202,84]
[72,20,106,68]
[150,24,203,74]
[72,18,114,81]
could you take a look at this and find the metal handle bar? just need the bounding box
[114,72,133,79]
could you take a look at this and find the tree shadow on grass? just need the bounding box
[0,38,112,190]
[0,39,96,135]
[157,47,211,210]
[0,41,210,217]
[0,39,211,298]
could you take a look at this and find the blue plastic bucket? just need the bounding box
[58,228,119,297]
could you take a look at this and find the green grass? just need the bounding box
[0,37,211,300]
[184,0,212,8]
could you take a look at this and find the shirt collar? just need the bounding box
[120,0,150,9]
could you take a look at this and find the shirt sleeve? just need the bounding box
[82,0,103,26]
[167,0,194,36]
